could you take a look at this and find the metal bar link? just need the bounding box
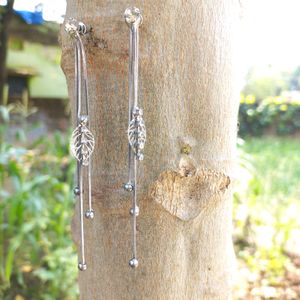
[123,7,145,269]
[65,18,95,271]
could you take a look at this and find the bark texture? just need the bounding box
[61,1,241,299]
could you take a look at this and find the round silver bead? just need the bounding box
[65,18,78,35]
[85,210,95,219]
[129,258,139,268]
[78,262,87,271]
[124,7,143,26]
[124,182,134,192]
[78,22,87,34]
[132,106,143,117]
[65,18,88,36]
[130,206,139,216]
[137,153,144,161]
[73,187,80,196]
[79,115,89,124]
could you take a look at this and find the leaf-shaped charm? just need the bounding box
[128,106,146,160]
[70,122,95,166]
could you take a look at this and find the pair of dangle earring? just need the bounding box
[65,6,145,271]
[65,18,95,271]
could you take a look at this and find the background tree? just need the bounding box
[243,67,289,101]
[289,66,300,90]
[61,1,241,299]
[0,0,14,103]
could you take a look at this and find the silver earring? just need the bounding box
[65,18,95,271]
[123,7,146,269]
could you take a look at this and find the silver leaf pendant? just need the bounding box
[128,107,146,161]
[70,122,95,166]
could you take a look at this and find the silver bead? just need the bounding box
[124,7,143,27]
[132,106,143,117]
[78,22,87,34]
[78,262,87,271]
[65,18,78,35]
[85,210,95,219]
[130,206,139,216]
[137,153,144,161]
[129,258,139,268]
[79,115,89,124]
[123,182,134,192]
[65,18,88,36]
[73,187,80,196]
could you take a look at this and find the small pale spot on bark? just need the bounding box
[178,155,197,177]
[177,136,197,153]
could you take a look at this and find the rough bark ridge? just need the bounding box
[61,1,240,299]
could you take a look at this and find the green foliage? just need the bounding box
[234,138,300,286]
[243,67,289,101]
[0,106,78,300]
[243,76,287,102]
[239,95,300,136]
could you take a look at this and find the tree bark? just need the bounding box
[61,1,240,299]
[0,0,14,103]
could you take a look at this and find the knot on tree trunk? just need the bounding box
[150,168,230,221]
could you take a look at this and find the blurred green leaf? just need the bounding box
[0,108,78,299]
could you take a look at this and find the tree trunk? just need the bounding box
[61,1,240,299]
[0,0,14,103]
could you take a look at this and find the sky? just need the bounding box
[242,0,300,70]
[1,0,300,72]
[0,0,66,22]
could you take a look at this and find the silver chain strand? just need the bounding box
[124,7,145,269]
[76,31,94,218]
[65,18,95,272]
